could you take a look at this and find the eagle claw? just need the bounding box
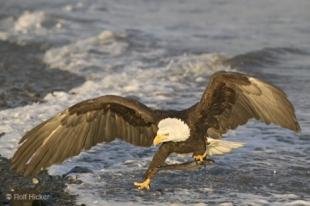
[134,178,151,190]
[193,151,208,164]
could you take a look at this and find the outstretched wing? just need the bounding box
[11,95,160,176]
[196,71,300,139]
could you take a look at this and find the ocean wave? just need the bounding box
[226,47,306,68]
[43,31,130,74]
[0,10,68,43]
[164,53,233,79]
[43,31,233,78]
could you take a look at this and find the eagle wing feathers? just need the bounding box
[11,95,160,176]
[197,71,300,139]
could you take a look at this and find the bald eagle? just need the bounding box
[11,71,300,190]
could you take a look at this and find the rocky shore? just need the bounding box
[0,155,77,206]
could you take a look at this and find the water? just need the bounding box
[0,0,309,205]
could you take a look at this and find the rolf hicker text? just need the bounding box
[6,193,50,201]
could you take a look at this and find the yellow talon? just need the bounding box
[193,150,208,164]
[134,178,151,190]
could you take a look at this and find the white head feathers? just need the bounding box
[157,118,190,143]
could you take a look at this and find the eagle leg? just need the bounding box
[134,142,173,190]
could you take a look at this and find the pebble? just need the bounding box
[32,177,39,184]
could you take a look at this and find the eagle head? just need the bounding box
[153,118,190,145]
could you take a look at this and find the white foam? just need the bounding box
[14,11,47,33]
[63,2,84,12]
[43,31,129,74]
[0,32,9,41]
[285,200,310,206]
[166,53,231,77]
[0,9,72,43]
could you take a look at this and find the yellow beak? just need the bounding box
[153,135,168,145]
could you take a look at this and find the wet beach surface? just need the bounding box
[0,0,309,205]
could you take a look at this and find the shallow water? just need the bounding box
[0,0,309,205]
